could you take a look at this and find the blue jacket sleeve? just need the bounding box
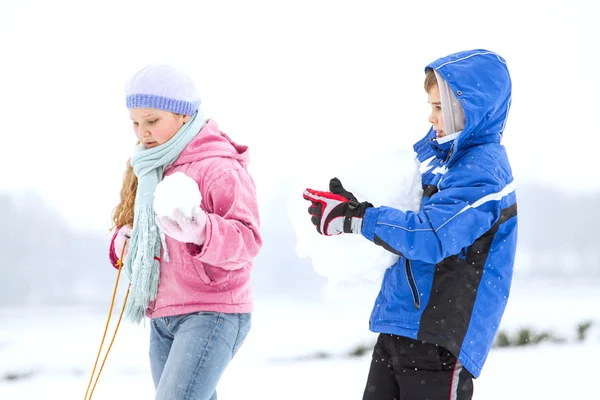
[361,164,512,264]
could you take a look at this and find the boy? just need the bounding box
[303,49,517,399]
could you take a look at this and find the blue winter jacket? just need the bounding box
[361,50,518,378]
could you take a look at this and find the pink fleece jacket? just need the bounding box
[109,119,262,318]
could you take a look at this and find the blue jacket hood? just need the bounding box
[423,49,512,164]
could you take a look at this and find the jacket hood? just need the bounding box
[419,49,512,163]
[172,119,249,168]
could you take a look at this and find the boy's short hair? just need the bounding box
[424,68,437,92]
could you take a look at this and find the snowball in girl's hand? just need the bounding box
[153,172,202,219]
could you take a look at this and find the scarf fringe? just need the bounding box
[124,205,162,324]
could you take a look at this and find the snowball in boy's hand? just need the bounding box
[288,146,423,284]
[154,172,202,219]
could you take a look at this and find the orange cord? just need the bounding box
[84,239,130,400]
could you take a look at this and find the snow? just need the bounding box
[153,171,202,219]
[288,146,423,284]
[0,279,598,399]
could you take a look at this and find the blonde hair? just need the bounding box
[424,68,438,92]
[112,158,137,231]
[112,112,191,231]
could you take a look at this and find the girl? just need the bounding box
[109,64,262,400]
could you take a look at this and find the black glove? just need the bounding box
[303,177,373,235]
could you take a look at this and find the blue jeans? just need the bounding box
[149,312,251,400]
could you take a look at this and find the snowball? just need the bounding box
[154,171,202,219]
[288,146,423,285]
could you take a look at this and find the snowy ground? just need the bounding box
[0,278,598,399]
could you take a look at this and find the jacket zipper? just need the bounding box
[405,259,420,310]
[445,144,455,162]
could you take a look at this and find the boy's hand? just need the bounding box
[303,178,372,235]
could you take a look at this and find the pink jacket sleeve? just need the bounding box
[109,227,121,269]
[187,167,262,270]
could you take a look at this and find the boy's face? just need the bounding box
[427,84,446,138]
[130,108,190,148]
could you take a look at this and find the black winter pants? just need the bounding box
[362,334,474,400]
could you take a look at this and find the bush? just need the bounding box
[314,351,331,359]
[495,331,511,348]
[299,341,375,361]
[348,342,374,358]
[494,327,566,348]
[576,321,593,342]
[1,371,36,382]
[515,328,533,346]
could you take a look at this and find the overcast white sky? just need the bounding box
[1,0,598,232]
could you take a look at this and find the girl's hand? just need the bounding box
[156,208,208,246]
[114,225,132,259]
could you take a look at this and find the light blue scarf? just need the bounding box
[124,110,205,323]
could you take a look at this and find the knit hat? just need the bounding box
[125,64,201,115]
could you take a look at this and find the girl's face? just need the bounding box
[130,108,190,148]
[427,83,446,138]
